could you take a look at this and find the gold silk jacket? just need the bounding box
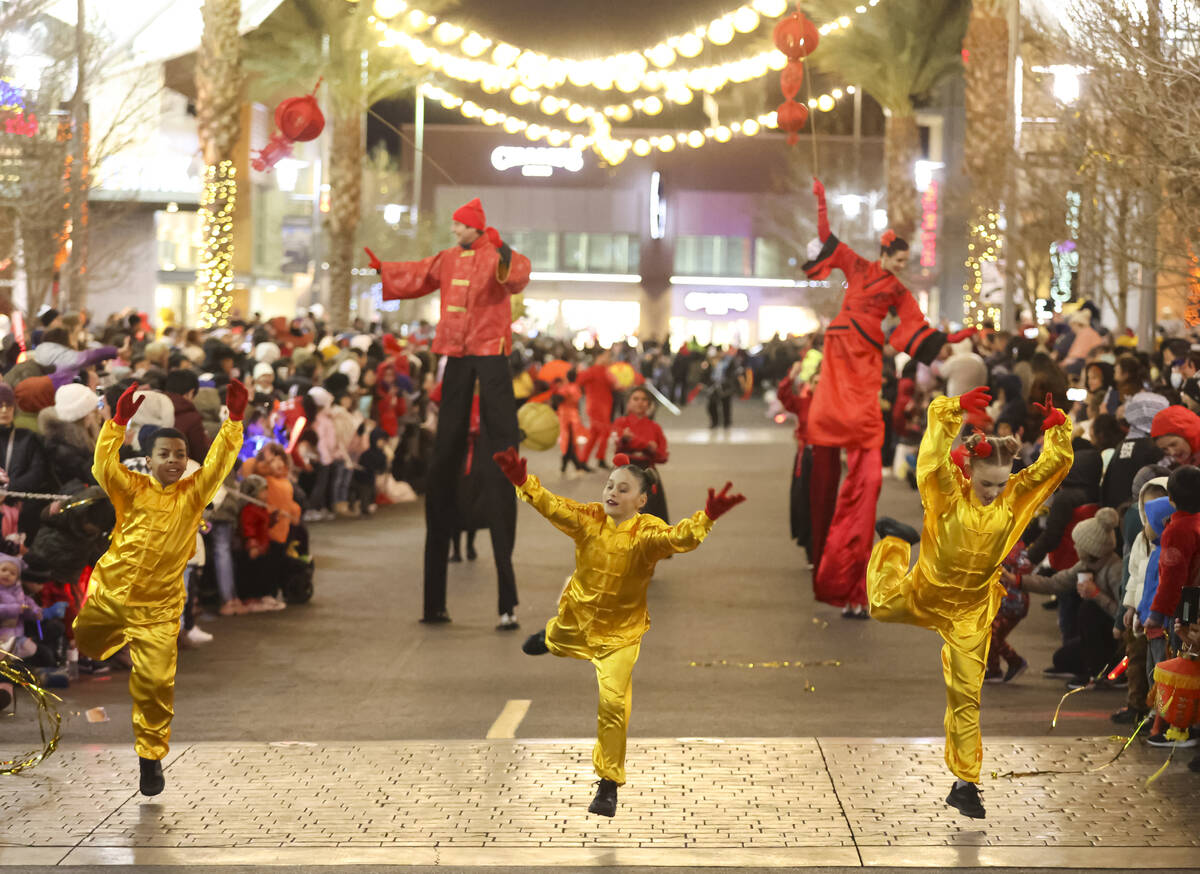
[912,395,1074,639]
[517,474,714,654]
[90,418,243,617]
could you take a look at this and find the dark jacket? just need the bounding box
[0,424,48,498]
[1026,441,1102,566]
[1099,437,1163,510]
[24,486,114,584]
[169,392,211,463]
[35,409,97,490]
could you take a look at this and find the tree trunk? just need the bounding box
[325,112,363,333]
[884,112,919,240]
[195,0,242,329]
[64,0,88,312]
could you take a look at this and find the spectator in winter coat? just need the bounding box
[1150,405,1200,468]
[0,381,49,504]
[1022,507,1124,681]
[1144,466,1200,633]
[1025,438,1103,568]
[38,384,103,489]
[164,370,211,463]
[942,339,989,398]
[32,327,118,373]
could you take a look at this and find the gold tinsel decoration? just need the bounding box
[0,659,63,775]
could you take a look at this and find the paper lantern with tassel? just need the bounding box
[1151,654,1200,741]
[777,98,810,146]
[518,402,560,452]
[772,6,819,60]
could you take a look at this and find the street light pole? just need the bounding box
[412,83,425,228]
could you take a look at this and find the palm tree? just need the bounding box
[245,0,435,332]
[196,0,243,328]
[961,0,1011,324]
[804,0,969,239]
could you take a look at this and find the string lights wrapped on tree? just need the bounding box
[772,4,818,146]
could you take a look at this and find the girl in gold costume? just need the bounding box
[74,380,246,797]
[491,448,744,818]
[869,387,1073,819]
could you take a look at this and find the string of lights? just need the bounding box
[374,0,884,111]
[963,209,1002,326]
[420,80,854,165]
[197,160,236,329]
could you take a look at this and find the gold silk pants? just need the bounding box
[545,618,642,785]
[73,590,179,760]
[867,536,991,783]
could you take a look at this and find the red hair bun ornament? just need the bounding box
[880,229,897,248]
[613,453,631,467]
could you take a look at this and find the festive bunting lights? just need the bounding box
[197,160,237,329]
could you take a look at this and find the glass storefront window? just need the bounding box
[754,238,795,278]
[674,235,750,276]
[154,210,203,271]
[559,232,639,273]
[507,230,558,271]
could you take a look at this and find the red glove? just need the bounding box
[957,386,991,416]
[812,176,830,242]
[1033,392,1067,432]
[225,379,249,422]
[492,447,527,487]
[364,246,382,274]
[705,482,746,521]
[112,382,145,427]
[946,326,979,344]
[950,444,971,477]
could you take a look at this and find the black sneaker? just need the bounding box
[588,778,618,817]
[78,657,111,676]
[1110,707,1147,725]
[496,613,520,631]
[139,757,165,797]
[983,669,1003,684]
[522,629,549,655]
[1147,727,1200,748]
[419,611,452,624]
[1003,657,1028,683]
[945,781,985,819]
[874,517,920,545]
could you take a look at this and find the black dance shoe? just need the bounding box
[945,781,985,819]
[522,629,549,655]
[419,610,452,624]
[588,778,618,817]
[874,517,920,545]
[139,757,165,797]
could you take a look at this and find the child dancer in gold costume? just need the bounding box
[74,380,246,796]
[869,387,1072,819]
[492,448,744,818]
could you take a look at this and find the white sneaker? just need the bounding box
[302,510,322,523]
[262,595,287,611]
[496,612,519,631]
[185,626,213,645]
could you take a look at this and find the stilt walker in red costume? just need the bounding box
[366,198,531,626]
[803,177,975,617]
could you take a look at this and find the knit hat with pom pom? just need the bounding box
[1072,506,1120,560]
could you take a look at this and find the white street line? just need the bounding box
[486,699,531,739]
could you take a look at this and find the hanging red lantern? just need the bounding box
[776,98,809,146]
[772,8,819,60]
[275,95,325,142]
[253,80,326,172]
[780,60,805,100]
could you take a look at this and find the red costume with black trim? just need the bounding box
[802,180,948,609]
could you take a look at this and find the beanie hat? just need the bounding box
[308,386,333,409]
[1131,463,1172,502]
[129,390,175,430]
[1072,507,1120,560]
[14,376,55,413]
[1150,405,1200,454]
[37,305,60,327]
[452,197,486,231]
[0,382,14,407]
[338,358,361,386]
[241,474,267,496]
[0,552,23,574]
[55,383,98,423]
[1125,391,1170,439]
[349,334,372,354]
[255,342,281,365]
[253,361,275,381]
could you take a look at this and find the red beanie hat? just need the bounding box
[14,376,55,413]
[1151,405,1200,454]
[452,198,486,231]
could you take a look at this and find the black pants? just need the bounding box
[708,392,732,428]
[424,355,519,618]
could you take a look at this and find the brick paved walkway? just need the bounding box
[0,737,1196,867]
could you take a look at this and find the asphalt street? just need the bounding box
[52,399,1116,750]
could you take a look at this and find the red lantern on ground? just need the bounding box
[780,60,805,100]
[253,81,326,172]
[1152,655,1200,741]
[776,98,809,146]
[772,7,819,60]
